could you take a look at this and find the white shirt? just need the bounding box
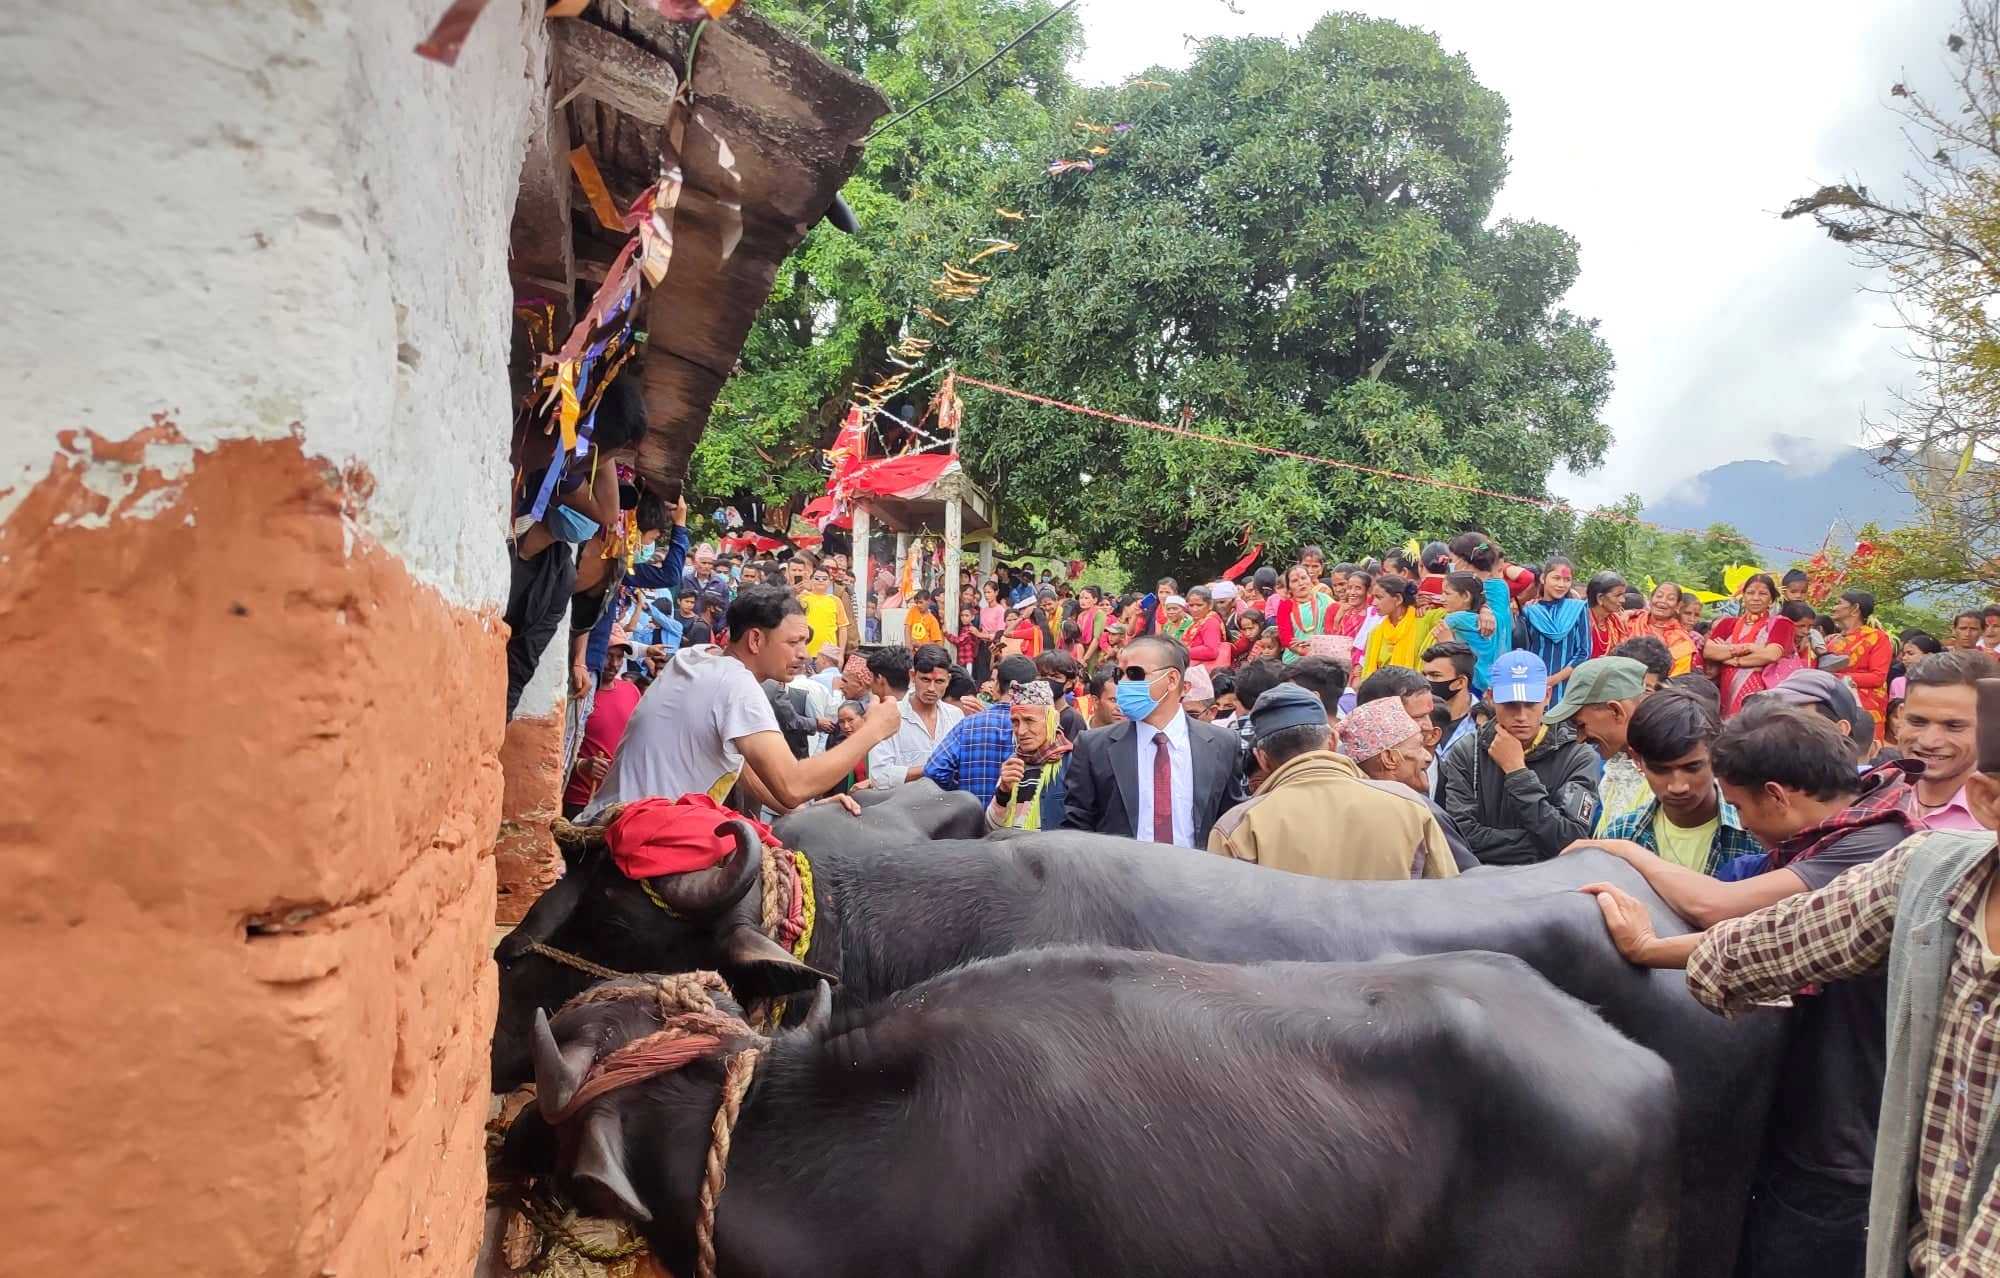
[583,646,777,818]
[790,674,842,755]
[868,696,965,788]
[1133,710,1195,847]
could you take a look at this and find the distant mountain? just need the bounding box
[1641,442,1919,559]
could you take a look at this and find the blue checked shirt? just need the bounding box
[1599,787,1765,877]
[923,703,1016,805]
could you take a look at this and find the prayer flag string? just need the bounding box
[949,372,1818,558]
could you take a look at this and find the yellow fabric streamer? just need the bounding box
[555,360,581,451]
[568,145,626,233]
[995,207,1026,221]
[967,240,1018,263]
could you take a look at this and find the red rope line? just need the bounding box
[951,372,1817,559]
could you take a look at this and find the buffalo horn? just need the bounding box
[802,979,833,1037]
[531,1008,595,1121]
[494,868,586,961]
[644,819,765,918]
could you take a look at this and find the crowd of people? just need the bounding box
[533,502,2000,1276]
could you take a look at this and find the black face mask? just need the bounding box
[1428,678,1462,703]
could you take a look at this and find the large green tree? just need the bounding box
[692,0,1082,507]
[931,15,1613,577]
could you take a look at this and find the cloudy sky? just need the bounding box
[1072,0,1953,506]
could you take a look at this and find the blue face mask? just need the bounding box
[1116,674,1163,722]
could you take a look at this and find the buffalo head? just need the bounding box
[491,817,835,1092]
[517,973,832,1237]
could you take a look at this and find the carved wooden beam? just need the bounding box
[554,20,681,128]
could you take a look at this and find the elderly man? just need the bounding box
[1545,655,1651,833]
[985,682,1074,830]
[1208,684,1458,879]
[1341,696,1478,871]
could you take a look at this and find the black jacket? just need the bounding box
[1438,719,1602,866]
[1062,713,1247,847]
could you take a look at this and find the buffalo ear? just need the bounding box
[801,979,833,1037]
[572,1108,652,1223]
[716,925,839,999]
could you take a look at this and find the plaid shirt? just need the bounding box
[1599,788,1764,877]
[922,703,1016,805]
[1687,834,2000,1276]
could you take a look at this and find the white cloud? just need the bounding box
[1071,0,1951,503]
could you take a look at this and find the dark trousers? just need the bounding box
[1736,1159,1869,1278]
[505,541,575,717]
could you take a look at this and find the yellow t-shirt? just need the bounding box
[1652,812,1720,872]
[908,611,943,645]
[801,590,841,653]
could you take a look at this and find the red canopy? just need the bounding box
[848,452,955,499]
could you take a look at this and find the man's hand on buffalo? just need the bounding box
[1579,882,1659,964]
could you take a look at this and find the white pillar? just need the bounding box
[978,538,994,577]
[942,496,963,640]
[851,504,871,633]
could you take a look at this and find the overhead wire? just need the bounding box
[860,0,1080,145]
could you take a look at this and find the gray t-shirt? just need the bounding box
[1768,818,1910,1182]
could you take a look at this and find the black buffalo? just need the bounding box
[494,832,1782,1278]
[523,948,1680,1278]
[769,777,987,853]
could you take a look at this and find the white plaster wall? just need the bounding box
[0,0,549,611]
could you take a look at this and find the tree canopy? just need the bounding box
[693,0,1082,507]
[703,10,1616,579]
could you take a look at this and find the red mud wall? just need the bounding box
[0,435,505,1275]
[496,712,565,924]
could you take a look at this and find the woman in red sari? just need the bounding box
[1586,571,1640,658]
[1628,581,1698,676]
[1182,585,1230,672]
[1703,573,1799,717]
[1825,587,1891,742]
[1074,585,1110,666]
[1326,568,1372,665]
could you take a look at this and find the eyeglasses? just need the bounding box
[1120,666,1171,683]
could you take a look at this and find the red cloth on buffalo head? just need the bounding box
[604,795,778,880]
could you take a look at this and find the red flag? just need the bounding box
[1221,544,1262,579]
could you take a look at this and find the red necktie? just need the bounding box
[1152,732,1174,844]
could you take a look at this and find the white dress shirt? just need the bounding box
[1133,710,1195,847]
[868,696,965,787]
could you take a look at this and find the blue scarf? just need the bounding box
[1522,597,1590,674]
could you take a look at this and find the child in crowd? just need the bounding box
[1435,572,1506,692]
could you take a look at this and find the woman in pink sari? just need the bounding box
[1703,573,1800,716]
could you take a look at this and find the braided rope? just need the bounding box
[695,1047,762,1278]
[528,939,628,982]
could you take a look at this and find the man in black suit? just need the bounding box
[1062,634,1247,846]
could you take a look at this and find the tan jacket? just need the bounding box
[1207,750,1459,881]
